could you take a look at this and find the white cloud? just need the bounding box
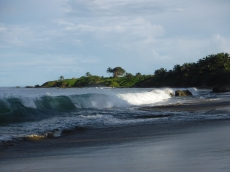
[0,27,6,32]
[52,17,165,51]
[0,54,98,69]
[209,34,230,52]
[0,0,229,86]
[0,24,30,47]
[65,0,186,17]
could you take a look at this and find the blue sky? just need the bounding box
[0,0,230,86]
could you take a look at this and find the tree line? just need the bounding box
[51,66,149,88]
[149,52,230,87]
[41,52,230,88]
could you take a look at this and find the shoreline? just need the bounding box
[1,98,230,155]
[141,99,230,112]
[1,118,230,155]
[1,94,230,171]
[1,120,230,171]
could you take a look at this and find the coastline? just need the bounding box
[1,90,230,171]
[141,99,230,112]
[1,119,230,172]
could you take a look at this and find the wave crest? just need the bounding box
[0,88,174,125]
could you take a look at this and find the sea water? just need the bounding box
[0,87,230,142]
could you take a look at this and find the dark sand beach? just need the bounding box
[141,100,230,112]
[1,121,230,172]
[1,110,230,171]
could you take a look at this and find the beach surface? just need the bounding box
[141,99,230,112]
[1,119,230,172]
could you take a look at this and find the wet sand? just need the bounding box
[1,119,230,172]
[141,100,230,111]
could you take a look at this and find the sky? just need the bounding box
[0,0,230,86]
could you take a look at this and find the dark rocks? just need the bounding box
[25,85,40,88]
[169,93,174,97]
[23,135,46,141]
[175,90,192,96]
[25,86,34,88]
[212,86,228,93]
[34,84,40,88]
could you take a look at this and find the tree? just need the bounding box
[125,73,133,80]
[92,76,101,83]
[113,67,126,77]
[223,53,230,81]
[85,72,91,77]
[135,72,142,78]
[154,68,167,77]
[59,76,64,81]
[106,67,113,77]
[106,67,126,78]
[173,64,181,74]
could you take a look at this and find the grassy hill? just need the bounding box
[31,52,230,88]
[41,75,152,88]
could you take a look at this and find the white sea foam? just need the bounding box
[20,97,37,108]
[188,87,199,96]
[216,106,230,112]
[3,87,224,142]
[78,113,158,127]
[67,88,174,108]
[0,87,196,109]
[117,89,172,106]
[80,114,106,119]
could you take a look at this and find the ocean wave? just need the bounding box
[1,86,230,142]
[0,89,175,125]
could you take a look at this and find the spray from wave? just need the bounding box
[0,88,175,125]
[2,87,223,142]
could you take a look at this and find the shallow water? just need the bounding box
[1,121,230,172]
[0,87,230,142]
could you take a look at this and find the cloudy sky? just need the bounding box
[0,0,229,86]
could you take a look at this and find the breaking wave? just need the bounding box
[2,87,229,142]
[0,88,175,125]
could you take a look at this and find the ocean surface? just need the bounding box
[0,87,230,142]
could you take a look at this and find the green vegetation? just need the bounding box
[106,67,126,78]
[59,76,64,81]
[140,52,230,87]
[42,72,150,88]
[38,53,230,88]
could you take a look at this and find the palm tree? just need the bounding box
[59,76,64,81]
[85,72,91,77]
[106,67,113,77]
[108,67,125,78]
